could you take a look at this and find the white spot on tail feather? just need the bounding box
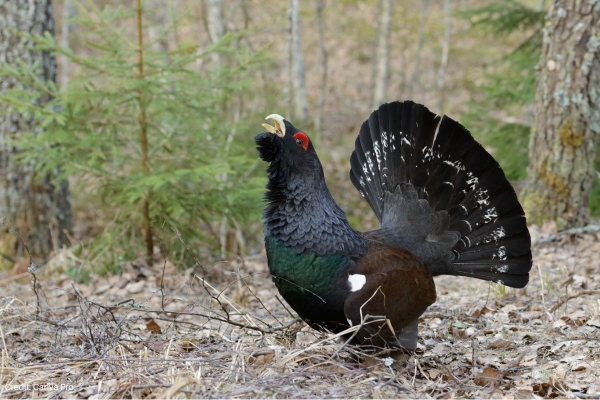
[464,220,472,231]
[366,151,374,175]
[348,274,366,292]
[373,141,381,169]
[475,189,490,206]
[466,172,478,191]
[492,246,507,261]
[483,207,498,223]
[495,264,509,273]
[483,227,506,244]
[362,163,371,182]
[443,160,464,171]
[381,132,389,160]
[462,236,471,248]
[422,147,434,161]
[347,318,353,327]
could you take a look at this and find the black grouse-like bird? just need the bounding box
[255,101,532,350]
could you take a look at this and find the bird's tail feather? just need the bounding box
[350,101,532,288]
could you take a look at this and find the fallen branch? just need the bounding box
[99,305,301,335]
[549,289,600,313]
[535,224,600,245]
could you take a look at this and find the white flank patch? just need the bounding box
[348,274,366,292]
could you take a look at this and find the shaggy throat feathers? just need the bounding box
[255,114,366,257]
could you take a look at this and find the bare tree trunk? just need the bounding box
[205,0,233,257]
[437,0,451,113]
[60,0,75,87]
[206,0,225,67]
[288,0,309,123]
[135,0,153,260]
[372,0,394,110]
[406,0,429,101]
[521,0,600,229]
[171,0,180,48]
[286,7,293,120]
[314,0,328,135]
[0,0,72,260]
[148,0,175,64]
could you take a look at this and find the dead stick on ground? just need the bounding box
[7,228,40,318]
[535,224,600,244]
[549,290,600,313]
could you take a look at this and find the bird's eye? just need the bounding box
[293,132,309,151]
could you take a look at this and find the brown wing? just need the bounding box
[344,241,436,350]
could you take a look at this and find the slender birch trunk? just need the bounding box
[286,7,293,119]
[60,0,75,87]
[207,0,225,68]
[372,0,394,110]
[289,0,309,123]
[406,0,429,101]
[314,0,328,134]
[437,0,451,114]
[148,0,174,65]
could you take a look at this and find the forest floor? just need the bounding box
[0,225,598,399]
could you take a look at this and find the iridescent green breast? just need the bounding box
[265,235,350,322]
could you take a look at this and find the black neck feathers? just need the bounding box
[256,132,366,257]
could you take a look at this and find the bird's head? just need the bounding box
[255,114,321,174]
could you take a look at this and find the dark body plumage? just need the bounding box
[255,101,532,350]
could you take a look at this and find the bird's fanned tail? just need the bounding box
[350,101,532,288]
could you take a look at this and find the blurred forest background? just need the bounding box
[1,0,599,278]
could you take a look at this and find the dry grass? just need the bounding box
[0,228,599,399]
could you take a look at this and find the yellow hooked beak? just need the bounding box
[262,114,286,138]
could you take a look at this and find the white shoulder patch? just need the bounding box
[348,274,366,292]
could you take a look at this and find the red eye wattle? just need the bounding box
[293,132,309,151]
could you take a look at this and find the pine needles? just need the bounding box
[0,0,268,266]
